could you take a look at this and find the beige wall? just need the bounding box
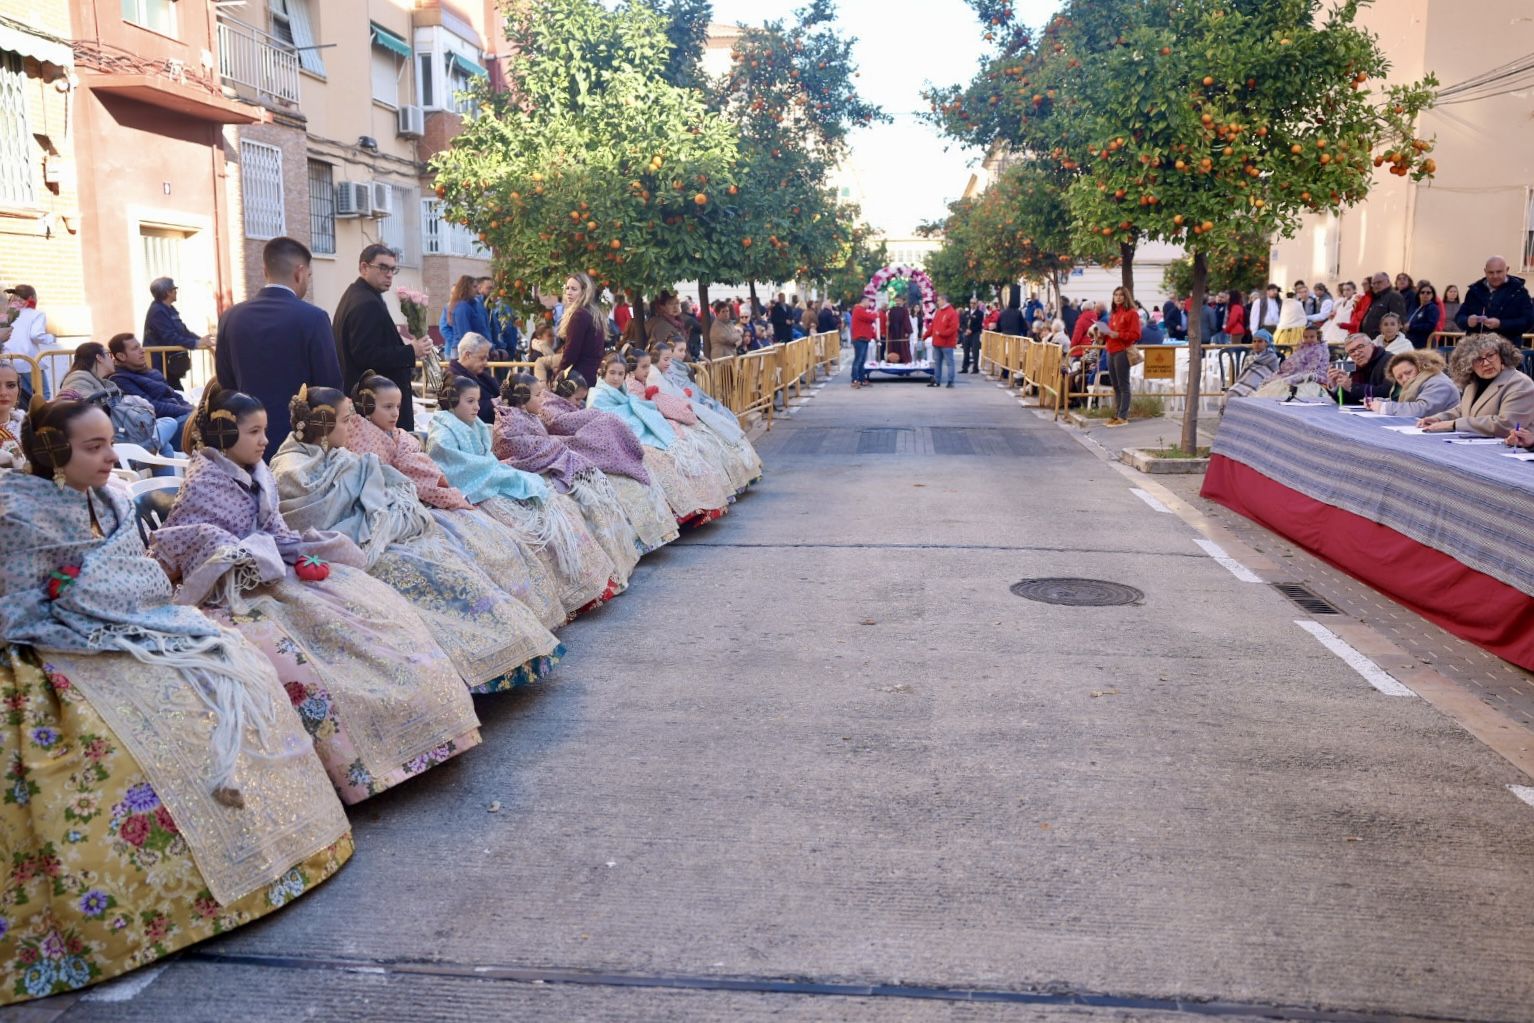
[1271,0,1534,298]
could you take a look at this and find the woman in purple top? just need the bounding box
[556,272,607,385]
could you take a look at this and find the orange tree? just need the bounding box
[430,0,739,313]
[932,0,1436,450]
[821,208,890,306]
[700,0,884,316]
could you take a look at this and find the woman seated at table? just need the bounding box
[1418,334,1534,436]
[153,384,482,802]
[1363,350,1460,419]
[271,387,563,692]
[1221,330,1282,408]
[590,353,732,523]
[646,341,761,491]
[496,373,675,557]
[0,398,351,1004]
[1253,325,1330,398]
[344,371,566,630]
[427,376,621,612]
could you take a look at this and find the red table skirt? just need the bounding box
[1201,454,1534,671]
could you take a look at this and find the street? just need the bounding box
[24,367,1534,1023]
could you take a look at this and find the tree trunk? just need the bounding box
[748,280,760,316]
[1180,250,1208,454]
[632,291,647,340]
[698,282,711,342]
[1119,239,1137,298]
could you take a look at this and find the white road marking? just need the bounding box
[81,965,168,1002]
[1509,785,1534,809]
[1294,620,1416,697]
[1193,538,1262,582]
[1131,488,1173,514]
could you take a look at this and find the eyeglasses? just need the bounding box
[1418,288,1433,294]
[1472,352,1500,365]
[367,263,399,275]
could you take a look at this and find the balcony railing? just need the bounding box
[217,18,301,107]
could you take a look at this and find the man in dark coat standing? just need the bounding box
[769,292,794,344]
[215,237,343,462]
[333,244,434,432]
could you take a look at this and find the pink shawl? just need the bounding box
[347,416,473,511]
[491,400,595,493]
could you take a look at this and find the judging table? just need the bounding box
[1202,398,1534,670]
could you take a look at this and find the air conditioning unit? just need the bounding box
[335,181,371,218]
[397,105,425,139]
[369,182,395,219]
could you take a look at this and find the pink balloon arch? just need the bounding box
[864,265,936,319]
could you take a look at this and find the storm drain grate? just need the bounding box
[1272,582,1342,615]
[1010,578,1144,607]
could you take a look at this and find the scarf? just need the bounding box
[491,400,596,492]
[536,394,652,485]
[588,380,676,449]
[154,449,364,608]
[347,415,474,511]
[656,363,746,443]
[270,434,433,568]
[628,375,698,426]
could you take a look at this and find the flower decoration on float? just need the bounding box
[863,264,937,318]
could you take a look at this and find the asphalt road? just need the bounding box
[21,367,1534,1023]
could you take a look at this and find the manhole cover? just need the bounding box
[1009,578,1144,606]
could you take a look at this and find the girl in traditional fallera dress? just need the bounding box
[0,399,351,1005]
[269,387,562,693]
[150,386,482,803]
[343,372,566,631]
[491,374,654,568]
[589,355,731,523]
[426,377,620,613]
[626,348,748,496]
[647,342,761,491]
[0,362,28,470]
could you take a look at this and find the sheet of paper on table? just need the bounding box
[1338,409,1392,418]
[1502,451,1534,462]
[1383,426,1478,437]
[1446,438,1506,445]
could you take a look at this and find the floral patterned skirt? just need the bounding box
[431,508,567,632]
[641,447,729,524]
[610,474,679,554]
[0,647,352,1005]
[205,603,481,805]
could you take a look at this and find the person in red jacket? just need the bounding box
[1100,285,1142,426]
[1222,289,1246,343]
[925,293,961,388]
[1070,302,1100,352]
[849,295,879,389]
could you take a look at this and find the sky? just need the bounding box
[706,0,1064,238]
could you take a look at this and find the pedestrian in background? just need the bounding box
[333,244,434,433]
[925,293,959,389]
[1099,285,1141,427]
[141,277,202,389]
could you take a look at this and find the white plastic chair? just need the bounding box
[114,442,189,478]
[128,476,182,543]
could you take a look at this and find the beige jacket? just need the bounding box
[1424,367,1534,437]
[708,319,741,361]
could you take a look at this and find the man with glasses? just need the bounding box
[333,243,435,432]
[1326,332,1392,404]
[1455,255,1533,346]
[1359,272,1406,339]
[215,236,343,461]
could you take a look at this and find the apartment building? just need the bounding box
[1270,0,1534,296]
[216,0,500,323]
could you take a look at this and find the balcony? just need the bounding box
[216,18,301,108]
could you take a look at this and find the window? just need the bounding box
[380,185,418,267]
[417,53,434,108]
[0,52,33,206]
[239,140,284,240]
[121,0,176,35]
[445,52,486,115]
[307,160,335,255]
[1524,189,1534,272]
[370,23,410,107]
[421,199,489,260]
[270,0,324,76]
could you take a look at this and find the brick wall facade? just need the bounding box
[230,116,312,302]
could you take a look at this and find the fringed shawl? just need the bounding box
[0,471,347,902]
[536,395,652,485]
[153,450,365,607]
[425,411,550,504]
[492,401,596,492]
[347,415,474,511]
[270,434,434,569]
[658,362,746,443]
[628,376,699,426]
[588,381,676,450]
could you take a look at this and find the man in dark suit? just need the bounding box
[215,237,343,461]
[333,244,434,432]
